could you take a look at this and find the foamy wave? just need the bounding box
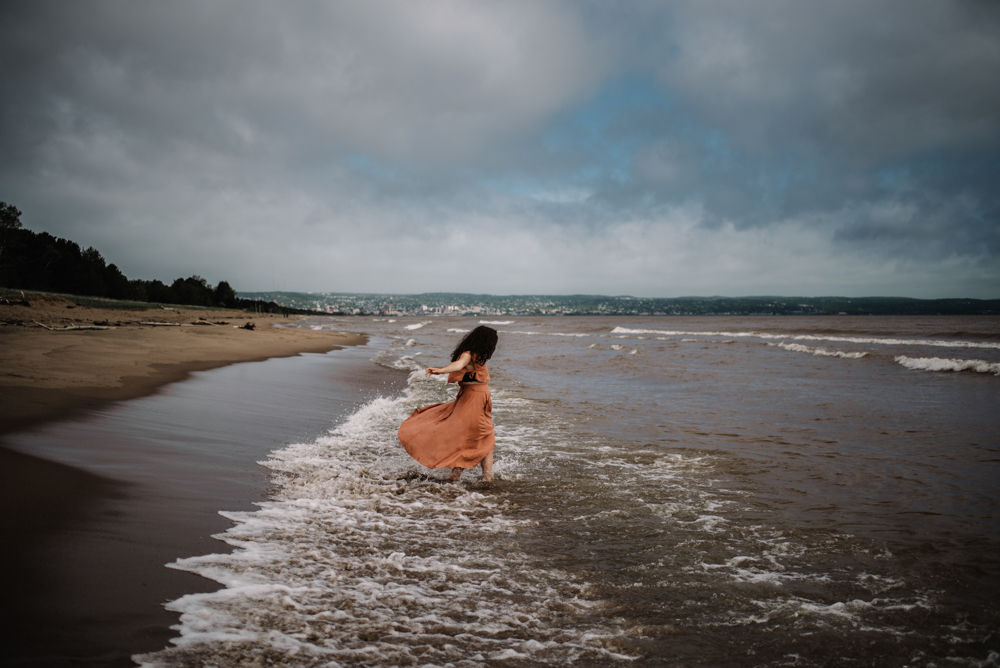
[774,342,868,359]
[894,356,1000,375]
[404,321,430,330]
[610,326,1000,350]
[500,330,592,337]
[726,594,931,628]
[446,327,470,333]
[135,366,635,666]
[480,320,514,325]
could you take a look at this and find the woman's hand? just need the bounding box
[424,352,473,377]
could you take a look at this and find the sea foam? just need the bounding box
[772,342,868,359]
[894,356,1000,375]
[134,360,635,667]
[611,327,1000,350]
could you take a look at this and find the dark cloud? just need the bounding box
[0,0,997,297]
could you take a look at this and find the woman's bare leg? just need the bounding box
[448,467,463,481]
[480,448,494,482]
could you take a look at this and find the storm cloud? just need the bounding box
[1,0,997,297]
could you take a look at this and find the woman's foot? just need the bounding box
[448,467,463,482]
[480,448,495,483]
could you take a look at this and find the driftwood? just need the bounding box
[140,321,180,326]
[240,321,256,331]
[1,291,31,307]
[159,305,177,311]
[33,320,111,331]
[191,319,229,326]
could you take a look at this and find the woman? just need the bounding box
[398,325,498,482]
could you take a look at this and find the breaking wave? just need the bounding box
[134,369,637,667]
[772,342,868,359]
[894,356,1000,375]
[611,327,1000,350]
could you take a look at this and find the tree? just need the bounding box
[0,202,266,309]
[0,202,21,231]
[0,202,23,280]
[214,280,237,308]
[104,263,132,300]
[170,275,213,306]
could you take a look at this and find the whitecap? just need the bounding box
[500,330,592,337]
[894,356,1000,375]
[480,320,515,325]
[774,342,868,359]
[610,326,1000,350]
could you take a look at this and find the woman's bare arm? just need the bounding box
[425,351,472,377]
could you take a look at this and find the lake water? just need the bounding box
[136,315,1000,667]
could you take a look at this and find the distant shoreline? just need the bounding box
[238,291,1000,317]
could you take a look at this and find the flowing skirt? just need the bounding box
[398,384,494,469]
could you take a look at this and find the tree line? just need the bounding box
[0,202,315,314]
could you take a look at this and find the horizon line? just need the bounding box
[235,290,1000,302]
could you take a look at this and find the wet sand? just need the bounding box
[0,296,398,667]
[1,294,365,435]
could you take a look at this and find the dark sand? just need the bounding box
[3,345,407,667]
[0,297,404,667]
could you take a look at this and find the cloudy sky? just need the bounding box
[2,1,998,297]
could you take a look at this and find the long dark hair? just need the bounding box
[451,325,498,365]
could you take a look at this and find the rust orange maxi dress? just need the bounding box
[397,361,495,470]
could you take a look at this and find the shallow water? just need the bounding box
[137,316,1000,667]
[3,342,406,666]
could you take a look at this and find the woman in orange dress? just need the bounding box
[398,325,498,482]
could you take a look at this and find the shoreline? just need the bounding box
[1,303,403,667]
[1,295,366,436]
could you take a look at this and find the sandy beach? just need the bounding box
[0,294,365,435]
[0,295,383,667]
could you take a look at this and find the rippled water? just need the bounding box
[137,316,1000,667]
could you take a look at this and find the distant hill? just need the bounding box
[238,291,1000,316]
